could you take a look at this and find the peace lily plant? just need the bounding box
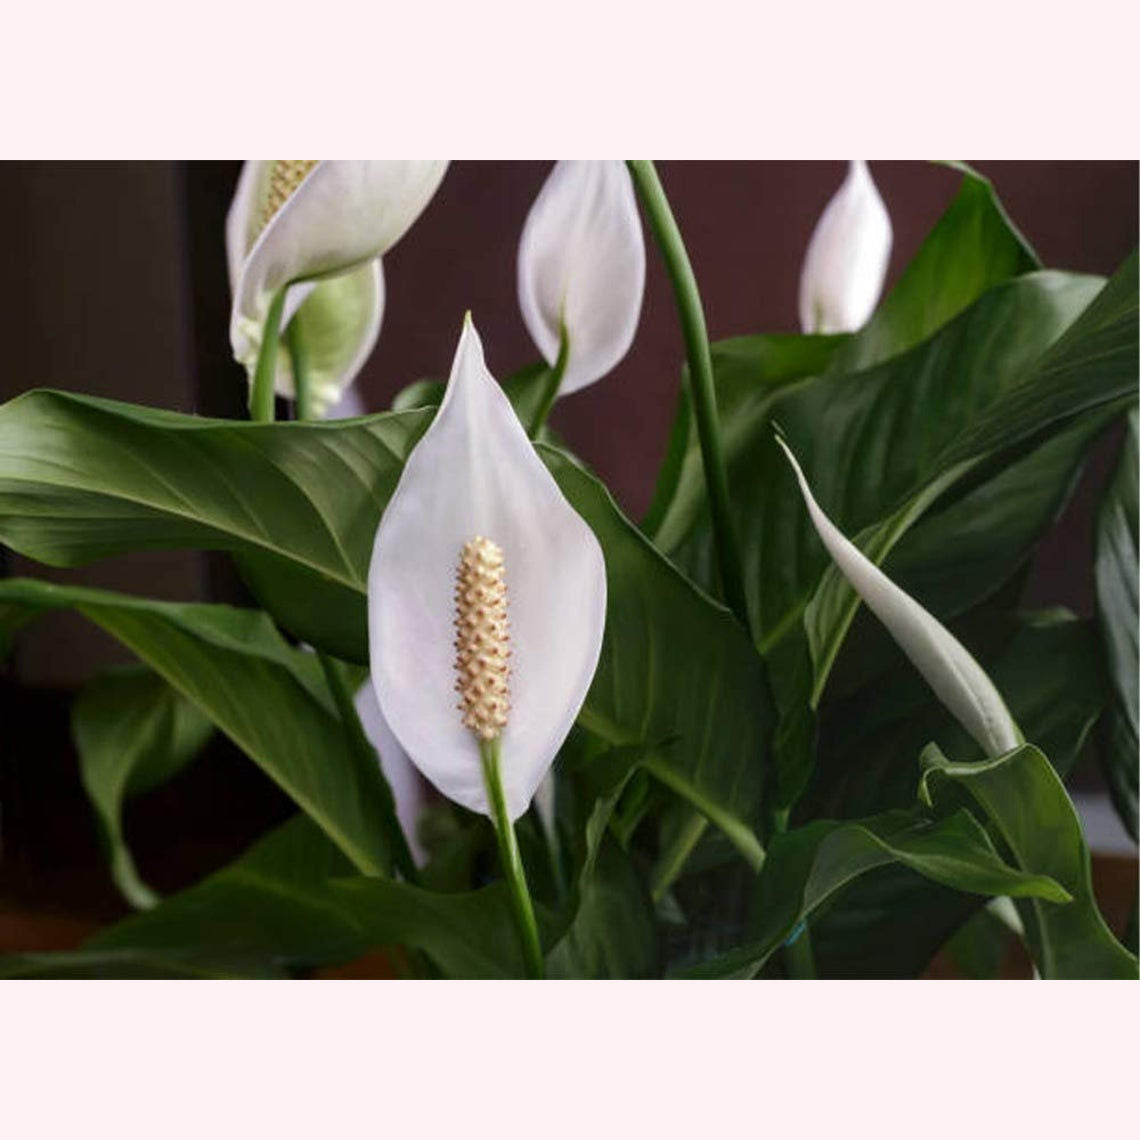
[0,159,1135,981]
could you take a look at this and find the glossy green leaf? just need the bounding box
[812,610,1107,821]
[682,808,1066,979]
[72,665,213,909]
[919,743,1138,979]
[0,392,432,662]
[645,333,845,548]
[0,578,404,878]
[805,612,1109,978]
[545,743,660,978]
[1094,406,1138,840]
[87,814,527,978]
[545,838,658,979]
[886,408,1117,620]
[545,448,773,853]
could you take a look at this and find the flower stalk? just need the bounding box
[626,160,750,632]
[248,288,287,422]
[527,324,570,438]
[284,317,318,421]
[480,737,544,979]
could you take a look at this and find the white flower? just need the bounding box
[798,160,892,335]
[517,160,646,395]
[354,681,427,865]
[227,160,447,416]
[367,316,607,820]
[777,437,1020,758]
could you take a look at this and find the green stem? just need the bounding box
[527,325,570,438]
[784,923,817,979]
[248,288,288,423]
[627,160,750,632]
[318,651,418,884]
[480,738,544,979]
[285,316,319,421]
[642,754,765,873]
[770,810,816,979]
[650,813,708,903]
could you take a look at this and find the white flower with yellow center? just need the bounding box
[367,315,607,821]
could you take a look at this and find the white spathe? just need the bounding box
[368,317,607,820]
[798,160,892,335]
[228,160,446,415]
[517,160,646,395]
[354,680,427,865]
[777,437,1021,758]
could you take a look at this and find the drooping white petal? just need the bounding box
[230,160,446,383]
[354,680,427,865]
[776,437,1020,758]
[798,160,892,334]
[368,317,607,820]
[517,160,646,395]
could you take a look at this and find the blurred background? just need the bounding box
[0,161,1136,957]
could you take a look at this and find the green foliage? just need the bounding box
[682,807,1068,979]
[920,744,1138,979]
[0,578,408,878]
[72,666,213,908]
[0,163,1135,978]
[1094,406,1139,840]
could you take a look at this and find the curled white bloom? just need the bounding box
[227,160,446,415]
[354,681,427,865]
[517,160,646,395]
[777,437,1020,757]
[368,316,607,820]
[798,160,892,334]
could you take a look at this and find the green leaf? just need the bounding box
[0,392,432,662]
[1094,405,1138,841]
[919,743,1138,979]
[804,612,1109,979]
[86,814,527,978]
[682,808,1067,979]
[645,333,845,549]
[390,378,445,411]
[72,665,213,909]
[0,578,403,878]
[886,408,1118,620]
[942,906,1013,979]
[545,838,658,979]
[544,447,773,854]
[545,743,660,979]
[812,610,1108,821]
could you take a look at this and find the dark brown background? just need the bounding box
[0,161,1136,934]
